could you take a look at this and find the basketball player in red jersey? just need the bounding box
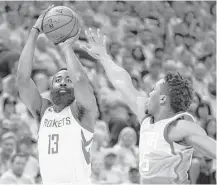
[81,28,216,184]
[16,6,97,184]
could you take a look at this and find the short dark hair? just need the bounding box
[129,167,139,173]
[163,72,193,113]
[175,33,184,38]
[195,102,212,119]
[155,47,164,54]
[57,68,67,72]
[11,153,27,163]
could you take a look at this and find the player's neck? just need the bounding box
[53,104,66,113]
[154,108,176,123]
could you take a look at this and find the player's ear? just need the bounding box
[159,95,167,106]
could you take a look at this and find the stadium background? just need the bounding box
[0,1,216,184]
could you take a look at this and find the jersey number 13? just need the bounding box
[48,134,59,154]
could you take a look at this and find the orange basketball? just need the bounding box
[42,6,80,44]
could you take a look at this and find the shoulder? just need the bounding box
[176,119,206,136]
[38,98,52,120]
[168,119,207,143]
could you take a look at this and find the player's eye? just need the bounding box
[67,79,72,83]
[56,78,61,82]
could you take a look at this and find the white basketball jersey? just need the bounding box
[38,105,93,184]
[139,112,195,184]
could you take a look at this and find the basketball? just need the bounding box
[42,6,80,44]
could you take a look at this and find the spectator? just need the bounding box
[127,167,140,184]
[0,153,33,184]
[91,155,104,183]
[113,127,139,179]
[100,149,124,183]
[92,129,109,154]
[189,92,202,116]
[108,41,122,62]
[195,102,212,128]
[109,118,127,147]
[17,136,39,182]
[193,63,209,98]
[143,61,162,93]
[131,45,146,63]
[154,47,164,61]
[2,97,16,119]
[0,132,16,176]
[204,118,216,140]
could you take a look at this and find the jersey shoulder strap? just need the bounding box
[140,114,152,126]
[167,112,195,123]
[39,99,52,121]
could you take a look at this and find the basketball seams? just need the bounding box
[43,14,73,21]
[42,6,79,44]
[61,16,78,42]
[44,16,74,34]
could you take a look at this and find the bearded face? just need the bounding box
[51,70,75,107]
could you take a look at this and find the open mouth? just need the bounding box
[59,88,67,92]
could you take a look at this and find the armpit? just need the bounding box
[76,102,87,122]
[35,109,41,122]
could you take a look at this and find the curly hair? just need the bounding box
[164,72,193,113]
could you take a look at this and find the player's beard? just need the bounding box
[50,87,75,107]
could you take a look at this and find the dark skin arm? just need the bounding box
[59,30,97,132]
[168,119,216,159]
[81,28,147,123]
[16,6,53,121]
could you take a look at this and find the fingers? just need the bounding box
[85,27,108,47]
[85,28,94,44]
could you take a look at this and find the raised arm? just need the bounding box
[58,30,97,130]
[16,6,53,120]
[81,28,146,122]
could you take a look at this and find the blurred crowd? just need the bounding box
[0,1,216,184]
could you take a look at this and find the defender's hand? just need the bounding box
[33,5,54,33]
[80,28,107,59]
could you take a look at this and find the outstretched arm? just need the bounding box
[59,30,97,130]
[186,134,216,159]
[16,6,53,120]
[81,28,146,122]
